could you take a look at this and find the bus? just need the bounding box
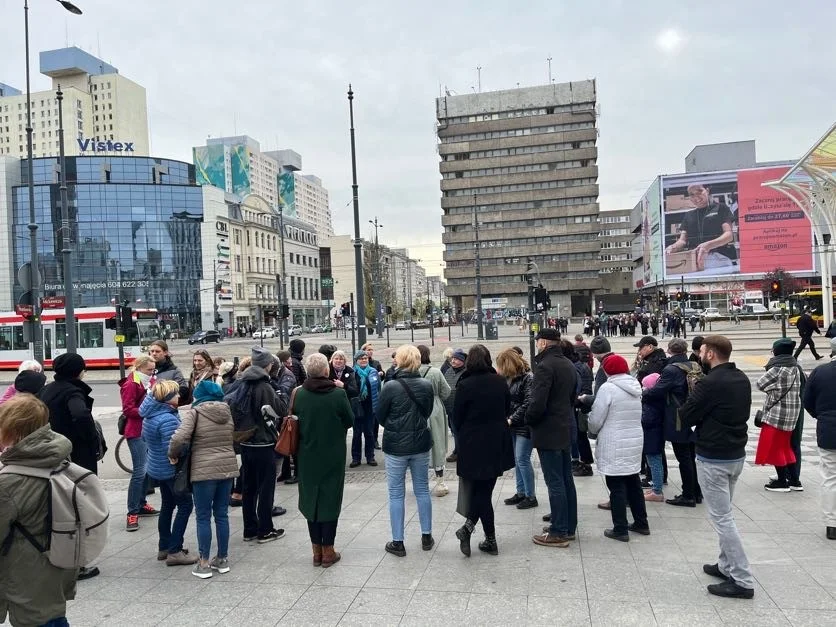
[786,290,834,327]
[0,306,162,370]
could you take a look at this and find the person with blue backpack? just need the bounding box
[350,350,380,467]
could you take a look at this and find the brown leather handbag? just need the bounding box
[275,387,300,457]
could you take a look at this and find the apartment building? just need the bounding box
[599,208,633,294]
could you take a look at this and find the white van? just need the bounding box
[704,307,721,320]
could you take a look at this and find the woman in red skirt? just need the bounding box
[755,338,805,492]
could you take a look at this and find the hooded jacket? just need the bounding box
[588,374,644,476]
[377,371,434,457]
[38,377,98,473]
[0,426,77,627]
[756,354,805,432]
[642,353,692,443]
[140,394,181,480]
[169,401,239,483]
[228,366,285,446]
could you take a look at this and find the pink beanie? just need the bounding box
[641,372,661,390]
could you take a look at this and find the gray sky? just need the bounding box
[2,0,834,276]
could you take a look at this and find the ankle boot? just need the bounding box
[478,535,498,555]
[311,543,323,567]
[321,545,341,568]
[455,521,474,557]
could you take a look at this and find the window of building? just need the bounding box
[236,283,243,299]
[233,229,240,245]
[291,276,296,300]
[247,256,251,272]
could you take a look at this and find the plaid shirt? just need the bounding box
[756,365,802,431]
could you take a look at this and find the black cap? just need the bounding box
[633,335,658,348]
[535,328,561,341]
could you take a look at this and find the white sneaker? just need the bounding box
[432,479,449,497]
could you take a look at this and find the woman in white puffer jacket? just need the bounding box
[588,354,650,542]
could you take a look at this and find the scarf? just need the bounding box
[333,366,345,380]
[133,370,152,390]
[765,354,798,371]
[355,363,373,401]
[302,376,336,394]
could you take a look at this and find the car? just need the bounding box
[310,324,326,333]
[703,307,721,320]
[394,321,407,330]
[252,327,275,339]
[288,324,303,336]
[744,304,770,315]
[187,329,221,345]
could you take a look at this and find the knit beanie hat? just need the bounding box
[452,349,468,362]
[641,372,661,390]
[192,380,224,405]
[251,346,273,369]
[602,354,629,376]
[589,336,612,355]
[52,353,86,380]
[15,369,47,394]
[354,350,368,361]
[772,338,796,356]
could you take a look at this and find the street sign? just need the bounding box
[17,263,41,292]
[530,322,540,333]
[41,296,65,309]
[114,334,125,343]
[15,303,33,318]
[320,277,334,288]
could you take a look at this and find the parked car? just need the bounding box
[394,321,407,331]
[188,329,222,345]
[743,304,770,315]
[288,324,303,336]
[703,307,721,320]
[310,324,326,333]
[253,327,276,339]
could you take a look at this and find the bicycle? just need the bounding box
[114,435,133,474]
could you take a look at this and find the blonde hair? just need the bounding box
[237,356,252,376]
[394,345,421,372]
[151,380,180,402]
[330,350,347,364]
[442,348,453,361]
[130,355,155,372]
[496,348,528,379]
[0,393,50,445]
[305,352,329,377]
[361,343,374,351]
[18,360,43,374]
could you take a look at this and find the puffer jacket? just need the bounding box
[168,401,239,483]
[442,365,465,420]
[140,394,181,481]
[508,372,533,437]
[418,364,452,468]
[0,426,77,627]
[756,356,804,432]
[588,374,644,476]
[377,371,433,457]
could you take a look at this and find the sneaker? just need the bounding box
[644,491,664,502]
[516,496,538,510]
[640,477,652,488]
[789,482,804,492]
[258,529,285,543]
[707,580,754,599]
[192,562,213,579]
[504,493,525,506]
[243,534,258,542]
[166,550,198,566]
[125,514,139,532]
[542,527,576,539]
[138,503,159,517]
[77,566,100,580]
[421,534,435,551]
[271,506,287,517]
[385,540,406,557]
[764,479,791,493]
[702,563,730,580]
[532,532,570,548]
[349,461,361,468]
[768,474,778,482]
[210,556,230,574]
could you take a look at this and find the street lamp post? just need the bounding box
[278,205,288,349]
[472,196,484,340]
[56,85,76,353]
[347,85,367,345]
[369,217,384,338]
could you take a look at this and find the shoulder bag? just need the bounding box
[173,408,199,498]
[275,387,300,457]
[396,378,431,419]
[754,369,798,428]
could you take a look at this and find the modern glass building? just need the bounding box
[11,156,205,331]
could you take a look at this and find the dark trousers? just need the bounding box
[776,464,800,484]
[794,334,821,359]
[605,473,648,534]
[466,478,498,536]
[241,446,276,537]
[791,412,804,480]
[307,520,339,546]
[672,441,701,500]
[538,448,578,537]
[157,477,194,553]
[351,411,376,462]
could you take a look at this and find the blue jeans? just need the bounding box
[351,410,376,463]
[192,478,233,560]
[126,437,148,515]
[646,454,664,495]
[385,451,432,541]
[512,434,535,498]
[157,477,194,554]
[538,448,577,537]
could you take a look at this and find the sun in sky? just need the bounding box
[656,28,684,53]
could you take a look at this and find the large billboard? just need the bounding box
[229,143,251,196]
[193,145,225,189]
[661,166,813,280]
[278,171,297,217]
[640,177,663,286]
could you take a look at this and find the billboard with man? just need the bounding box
[661,166,813,280]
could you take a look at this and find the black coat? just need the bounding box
[636,348,667,384]
[803,360,836,450]
[330,365,359,414]
[38,378,98,473]
[508,372,533,437]
[525,345,577,451]
[642,354,692,443]
[290,354,307,386]
[796,313,820,337]
[453,368,513,480]
[377,371,433,457]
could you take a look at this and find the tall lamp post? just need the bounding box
[347,85,367,345]
[369,217,384,338]
[23,0,82,362]
[472,195,484,340]
[56,85,76,353]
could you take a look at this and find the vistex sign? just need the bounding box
[77,139,134,152]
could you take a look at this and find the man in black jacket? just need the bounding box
[679,335,754,599]
[802,337,836,541]
[289,339,307,385]
[526,329,578,548]
[634,336,667,384]
[794,308,823,361]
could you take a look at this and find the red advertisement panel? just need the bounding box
[737,167,813,274]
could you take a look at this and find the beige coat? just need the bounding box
[169,401,239,483]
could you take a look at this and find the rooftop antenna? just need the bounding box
[477,66,482,93]
[547,55,553,83]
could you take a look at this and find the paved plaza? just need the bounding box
[6,321,836,626]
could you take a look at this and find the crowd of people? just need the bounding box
[2,322,836,624]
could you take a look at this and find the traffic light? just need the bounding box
[120,305,133,329]
[214,314,223,324]
[534,286,548,311]
[105,315,117,330]
[386,305,392,315]
[281,304,290,319]
[675,291,682,301]
[525,257,534,284]
[770,280,782,299]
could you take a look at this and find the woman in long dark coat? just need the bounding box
[453,344,513,557]
[295,353,354,567]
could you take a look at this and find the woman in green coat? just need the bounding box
[295,352,354,568]
[416,345,451,496]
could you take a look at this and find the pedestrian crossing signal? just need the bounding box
[770,281,782,299]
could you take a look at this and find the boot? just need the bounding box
[455,520,474,557]
[478,535,498,555]
[312,543,323,567]
[321,545,341,568]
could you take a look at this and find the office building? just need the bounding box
[437,80,601,316]
[0,47,149,158]
[599,208,633,294]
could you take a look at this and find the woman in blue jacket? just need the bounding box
[141,379,196,567]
